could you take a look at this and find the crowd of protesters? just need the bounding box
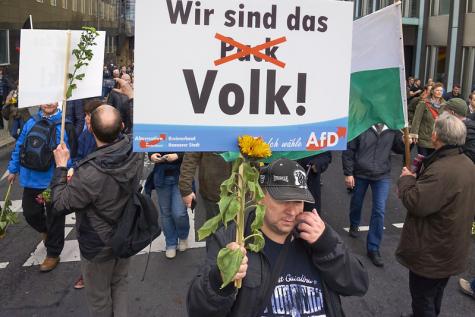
[2,68,475,317]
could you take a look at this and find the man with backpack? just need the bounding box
[50,105,144,317]
[7,102,76,272]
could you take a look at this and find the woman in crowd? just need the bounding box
[410,82,445,156]
[149,152,190,259]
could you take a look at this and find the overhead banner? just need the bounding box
[134,0,353,152]
[18,30,105,108]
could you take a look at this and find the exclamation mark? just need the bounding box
[296,73,307,116]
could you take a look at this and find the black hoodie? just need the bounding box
[51,135,143,261]
[463,118,475,164]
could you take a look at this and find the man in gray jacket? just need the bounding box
[51,105,143,317]
[187,158,368,317]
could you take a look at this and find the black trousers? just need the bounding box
[22,188,65,257]
[304,171,322,213]
[409,271,449,317]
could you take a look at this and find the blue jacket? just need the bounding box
[8,110,73,189]
[75,124,96,163]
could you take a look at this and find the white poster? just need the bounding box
[134,0,353,152]
[18,29,105,108]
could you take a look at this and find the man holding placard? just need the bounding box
[7,102,76,272]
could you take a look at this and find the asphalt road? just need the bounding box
[0,145,474,317]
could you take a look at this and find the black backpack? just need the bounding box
[92,186,161,259]
[20,114,77,171]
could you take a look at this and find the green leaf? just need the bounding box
[197,214,222,241]
[251,204,265,232]
[66,86,73,99]
[75,73,85,81]
[220,172,237,195]
[222,197,240,228]
[247,233,265,253]
[68,73,74,79]
[217,247,244,288]
[0,221,6,230]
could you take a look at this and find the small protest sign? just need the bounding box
[18,29,105,108]
[134,0,353,152]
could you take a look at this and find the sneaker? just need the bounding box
[40,256,60,272]
[349,225,359,238]
[165,249,176,259]
[74,275,85,290]
[178,239,188,252]
[459,278,475,298]
[367,251,384,267]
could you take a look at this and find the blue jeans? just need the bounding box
[156,177,190,250]
[349,177,391,252]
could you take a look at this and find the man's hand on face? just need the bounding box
[223,242,248,282]
[296,209,326,244]
[53,143,70,168]
[182,192,196,208]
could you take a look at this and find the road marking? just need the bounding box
[1,170,9,181]
[393,223,404,228]
[343,226,386,232]
[0,262,9,269]
[22,209,205,266]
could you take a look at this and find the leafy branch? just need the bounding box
[0,183,19,239]
[66,26,99,99]
[198,136,271,288]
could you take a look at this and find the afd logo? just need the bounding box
[306,127,346,151]
[139,134,167,149]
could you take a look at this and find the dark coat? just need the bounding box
[51,135,143,262]
[396,146,475,278]
[342,127,405,180]
[187,212,369,317]
[463,118,475,163]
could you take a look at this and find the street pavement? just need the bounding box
[0,145,474,317]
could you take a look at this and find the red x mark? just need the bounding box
[214,33,286,68]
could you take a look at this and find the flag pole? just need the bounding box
[393,0,411,168]
[60,30,72,144]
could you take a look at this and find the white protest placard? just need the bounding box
[18,29,105,108]
[134,0,353,152]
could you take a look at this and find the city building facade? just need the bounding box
[351,0,475,98]
[0,0,134,78]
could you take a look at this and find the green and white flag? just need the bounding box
[222,2,408,162]
[349,2,408,140]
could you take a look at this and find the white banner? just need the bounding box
[134,0,353,151]
[18,29,105,108]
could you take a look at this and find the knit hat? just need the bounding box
[445,98,468,117]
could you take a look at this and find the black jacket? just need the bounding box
[342,127,405,180]
[51,135,143,261]
[187,212,369,317]
[463,118,475,164]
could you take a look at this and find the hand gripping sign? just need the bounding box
[134,0,353,152]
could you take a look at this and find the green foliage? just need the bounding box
[198,154,268,288]
[0,184,19,238]
[66,27,99,99]
[217,247,244,289]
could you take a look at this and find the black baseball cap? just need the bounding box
[259,158,315,203]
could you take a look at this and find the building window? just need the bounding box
[62,0,68,9]
[36,0,44,3]
[0,30,9,65]
[80,0,85,13]
[468,0,475,12]
[460,47,475,98]
[431,0,451,16]
[72,0,77,12]
[50,0,57,6]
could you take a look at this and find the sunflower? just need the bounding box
[238,135,272,159]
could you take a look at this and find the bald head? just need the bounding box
[121,73,131,83]
[91,105,123,144]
